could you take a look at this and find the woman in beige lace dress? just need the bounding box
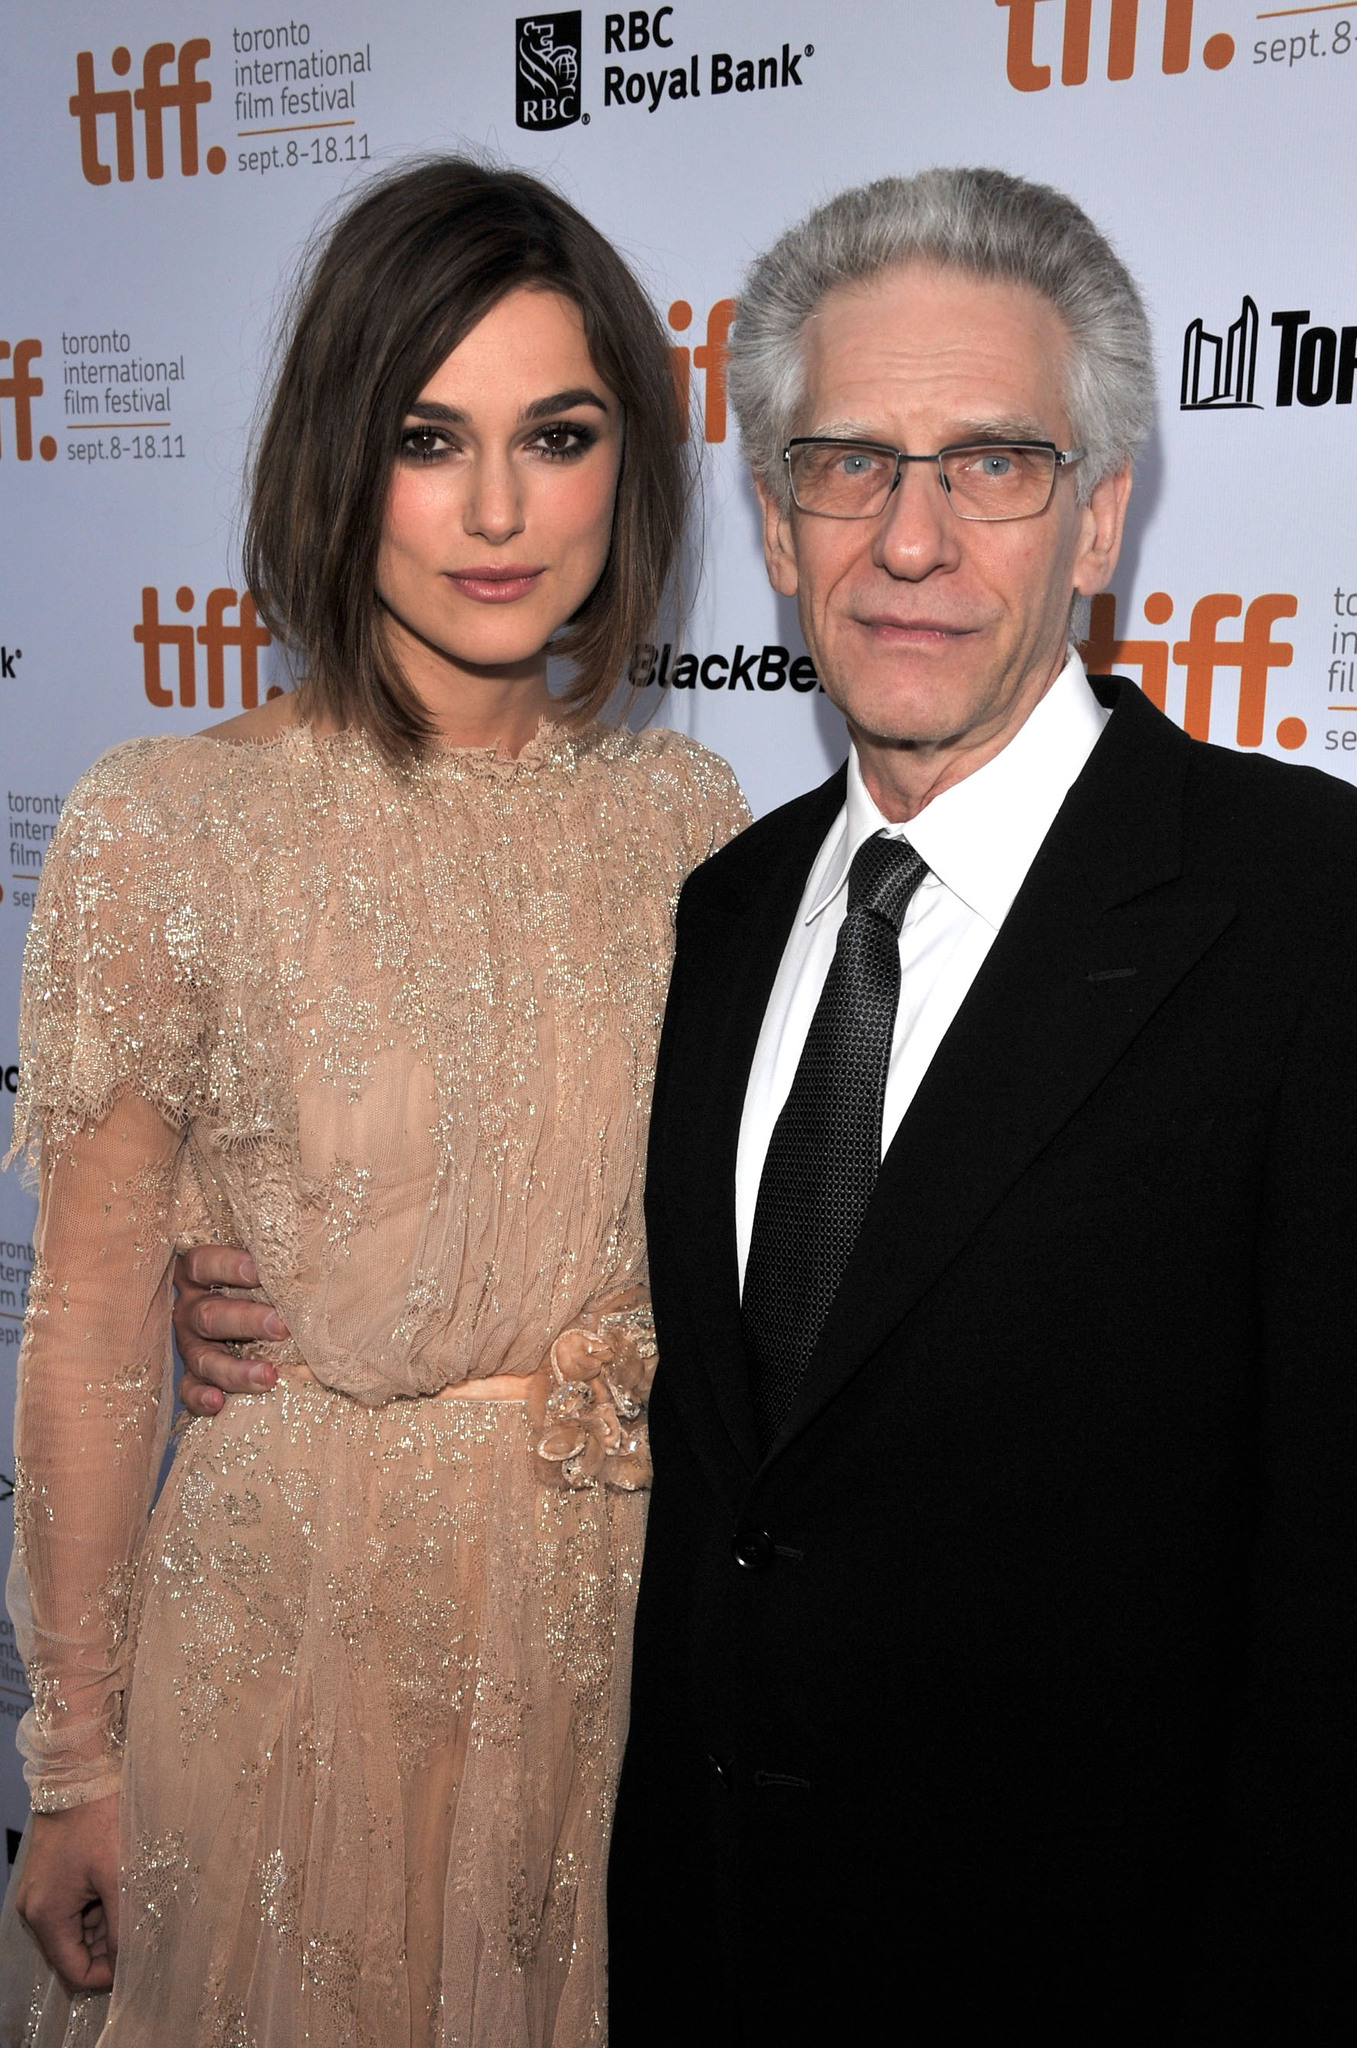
[1,159,745,2047]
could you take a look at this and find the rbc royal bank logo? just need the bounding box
[516,14,582,129]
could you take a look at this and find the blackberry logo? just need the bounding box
[516,14,581,129]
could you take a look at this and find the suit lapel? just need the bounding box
[771,681,1236,1458]
[651,767,848,1480]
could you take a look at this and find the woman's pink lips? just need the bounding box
[444,567,545,602]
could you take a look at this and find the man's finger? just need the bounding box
[178,1342,277,1395]
[178,1244,259,1289]
[189,1295,288,1344]
[177,1374,227,1417]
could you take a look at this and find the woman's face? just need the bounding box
[376,286,623,687]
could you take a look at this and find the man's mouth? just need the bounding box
[853,615,976,643]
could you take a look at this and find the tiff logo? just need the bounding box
[996,0,1235,90]
[0,342,57,462]
[666,298,737,441]
[71,42,227,184]
[1082,589,1303,749]
[1181,295,1260,410]
[516,14,582,129]
[134,586,274,708]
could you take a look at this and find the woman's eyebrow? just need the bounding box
[403,389,611,427]
[520,387,611,422]
[407,399,467,424]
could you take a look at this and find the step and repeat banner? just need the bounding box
[0,0,1353,1841]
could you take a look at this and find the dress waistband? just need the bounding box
[271,1357,552,1412]
[265,1326,651,1492]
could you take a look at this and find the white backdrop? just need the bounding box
[2,0,1354,1846]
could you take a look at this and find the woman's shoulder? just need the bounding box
[68,698,325,812]
[598,723,745,801]
[602,725,752,856]
[61,732,233,828]
[53,724,313,891]
[58,732,210,831]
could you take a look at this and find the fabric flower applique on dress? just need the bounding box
[531,1310,656,1491]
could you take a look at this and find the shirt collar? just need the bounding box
[805,650,1110,931]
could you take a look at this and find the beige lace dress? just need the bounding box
[0,717,747,2048]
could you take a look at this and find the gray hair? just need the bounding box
[728,166,1154,508]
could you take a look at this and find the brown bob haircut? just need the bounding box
[244,156,688,754]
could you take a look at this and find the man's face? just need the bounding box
[757,263,1130,761]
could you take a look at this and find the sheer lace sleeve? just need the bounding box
[6,742,206,1809]
[9,740,210,1162]
[677,740,751,869]
[629,729,751,882]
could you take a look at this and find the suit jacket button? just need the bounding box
[732,1528,774,1570]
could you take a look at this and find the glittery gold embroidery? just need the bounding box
[302,1930,362,2013]
[259,1848,302,1949]
[93,1557,138,1647]
[204,2005,258,2048]
[129,1829,197,1936]
[24,1252,53,1322]
[391,1267,448,1348]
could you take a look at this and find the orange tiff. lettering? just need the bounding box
[667,298,737,442]
[0,341,53,461]
[995,0,1212,89]
[71,42,222,184]
[135,585,272,708]
[1082,590,1298,747]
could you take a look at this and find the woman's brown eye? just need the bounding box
[536,424,593,459]
[401,427,446,461]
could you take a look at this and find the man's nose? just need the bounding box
[463,452,526,543]
[871,459,962,579]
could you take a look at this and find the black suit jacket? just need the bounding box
[609,679,1357,2045]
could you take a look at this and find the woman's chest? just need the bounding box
[214,784,690,1122]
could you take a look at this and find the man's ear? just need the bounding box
[1072,462,1132,597]
[755,477,800,598]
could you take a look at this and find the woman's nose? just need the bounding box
[463,453,526,543]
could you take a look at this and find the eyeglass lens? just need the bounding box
[788,442,1058,521]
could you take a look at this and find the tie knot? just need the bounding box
[846,831,928,932]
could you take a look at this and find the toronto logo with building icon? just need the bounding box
[1180,295,1260,411]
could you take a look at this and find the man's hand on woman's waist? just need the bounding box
[172,1244,290,1417]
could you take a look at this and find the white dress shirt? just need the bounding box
[735,652,1111,1287]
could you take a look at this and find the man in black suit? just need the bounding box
[607,169,1357,2043]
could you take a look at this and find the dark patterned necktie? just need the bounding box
[742,831,929,1449]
